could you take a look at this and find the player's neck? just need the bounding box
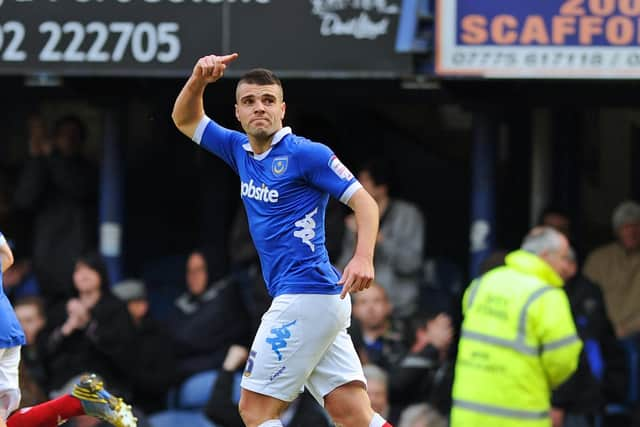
[248,136,273,155]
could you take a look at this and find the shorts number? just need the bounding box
[244,350,257,377]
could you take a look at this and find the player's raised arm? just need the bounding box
[171,53,238,138]
[339,187,379,299]
[0,232,14,273]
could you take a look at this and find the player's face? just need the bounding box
[235,83,285,141]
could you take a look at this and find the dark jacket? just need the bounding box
[349,319,406,371]
[127,314,176,414]
[41,293,136,396]
[552,273,628,413]
[388,344,454,416]
[167,277,252,381]
[13,153,97,303]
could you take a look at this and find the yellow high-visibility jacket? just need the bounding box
[451,250,582,427]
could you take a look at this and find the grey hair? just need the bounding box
[521,226,565,255]
[398,403,447,427]
[363,364,388,387]
[612,200,640,231]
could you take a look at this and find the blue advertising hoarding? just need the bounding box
[436,0,640,78]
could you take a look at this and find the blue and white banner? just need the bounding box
[436,0,640,78]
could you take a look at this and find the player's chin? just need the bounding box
[249,128,273,139]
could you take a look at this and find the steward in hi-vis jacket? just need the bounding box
[451,227,582,427]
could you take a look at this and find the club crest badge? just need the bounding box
[272,156,288,176]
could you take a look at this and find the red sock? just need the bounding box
[7,394,84,427]
[383,423,393,427]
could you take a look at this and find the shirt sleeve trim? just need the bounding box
[192,116,211,145]
[340,181,363,205]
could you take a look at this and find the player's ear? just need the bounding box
[235,104,240,122]
[281,101,286,121]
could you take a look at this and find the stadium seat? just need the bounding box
[148,410,217,427]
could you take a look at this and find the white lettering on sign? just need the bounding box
[310,0,399,40]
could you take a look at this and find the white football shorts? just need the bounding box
[0,346,21,420]
[240,293,366,405]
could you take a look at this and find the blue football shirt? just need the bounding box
[193,117,362,297]
[0,234,26,348]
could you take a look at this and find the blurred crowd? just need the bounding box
[1,114,640,427]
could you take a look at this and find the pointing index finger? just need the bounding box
[219,53,239,65]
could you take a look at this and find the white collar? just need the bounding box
[242,127,292,160]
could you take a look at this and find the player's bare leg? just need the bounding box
[324,381,386,427]
[238,388,288,427]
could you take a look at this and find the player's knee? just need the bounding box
[238,394,281,427]
[325,382,372,426]
[238,396,254,424]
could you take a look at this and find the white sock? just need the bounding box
[257,420,283,427]
[370,412,388,427]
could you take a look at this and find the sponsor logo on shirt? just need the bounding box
[328,155,354,181]
[293,207,318,251]
[241,179,279,203]
[272,156,289,176]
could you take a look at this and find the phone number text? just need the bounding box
[0,20,181,63]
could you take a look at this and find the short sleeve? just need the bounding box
[297,141,362,204]
[192,116,245,175]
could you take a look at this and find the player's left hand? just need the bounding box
[338,254,374,299]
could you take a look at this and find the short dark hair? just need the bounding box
[359,158,393,188]
[238,68,282,91]
[75,252,110,290]
[408,309,442,341]
[537,205,570,226]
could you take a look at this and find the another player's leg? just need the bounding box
[8,393,85,426]
[7,373,137,427]
[238,388,288,427]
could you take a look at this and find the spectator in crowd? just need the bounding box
[350,283,406,371]
[451,227,582,427]
[389,310,454,417]
[3,257,39,302]
[551,247,627,427]
[539,206,572,242]
[112,279,175,415]
[363,364,399,425]
[228,206,272,331]
[14,297,48,407]
[39,252,135,399]
[167,250,252,384]
[205,345,332,427]
[338,158,425,319]
[583,200,640,338]
[397,403,447,427]
[13,115,97,309]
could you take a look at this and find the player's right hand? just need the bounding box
[192,53,239,83]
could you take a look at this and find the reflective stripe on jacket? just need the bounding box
[451,250,582,427]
